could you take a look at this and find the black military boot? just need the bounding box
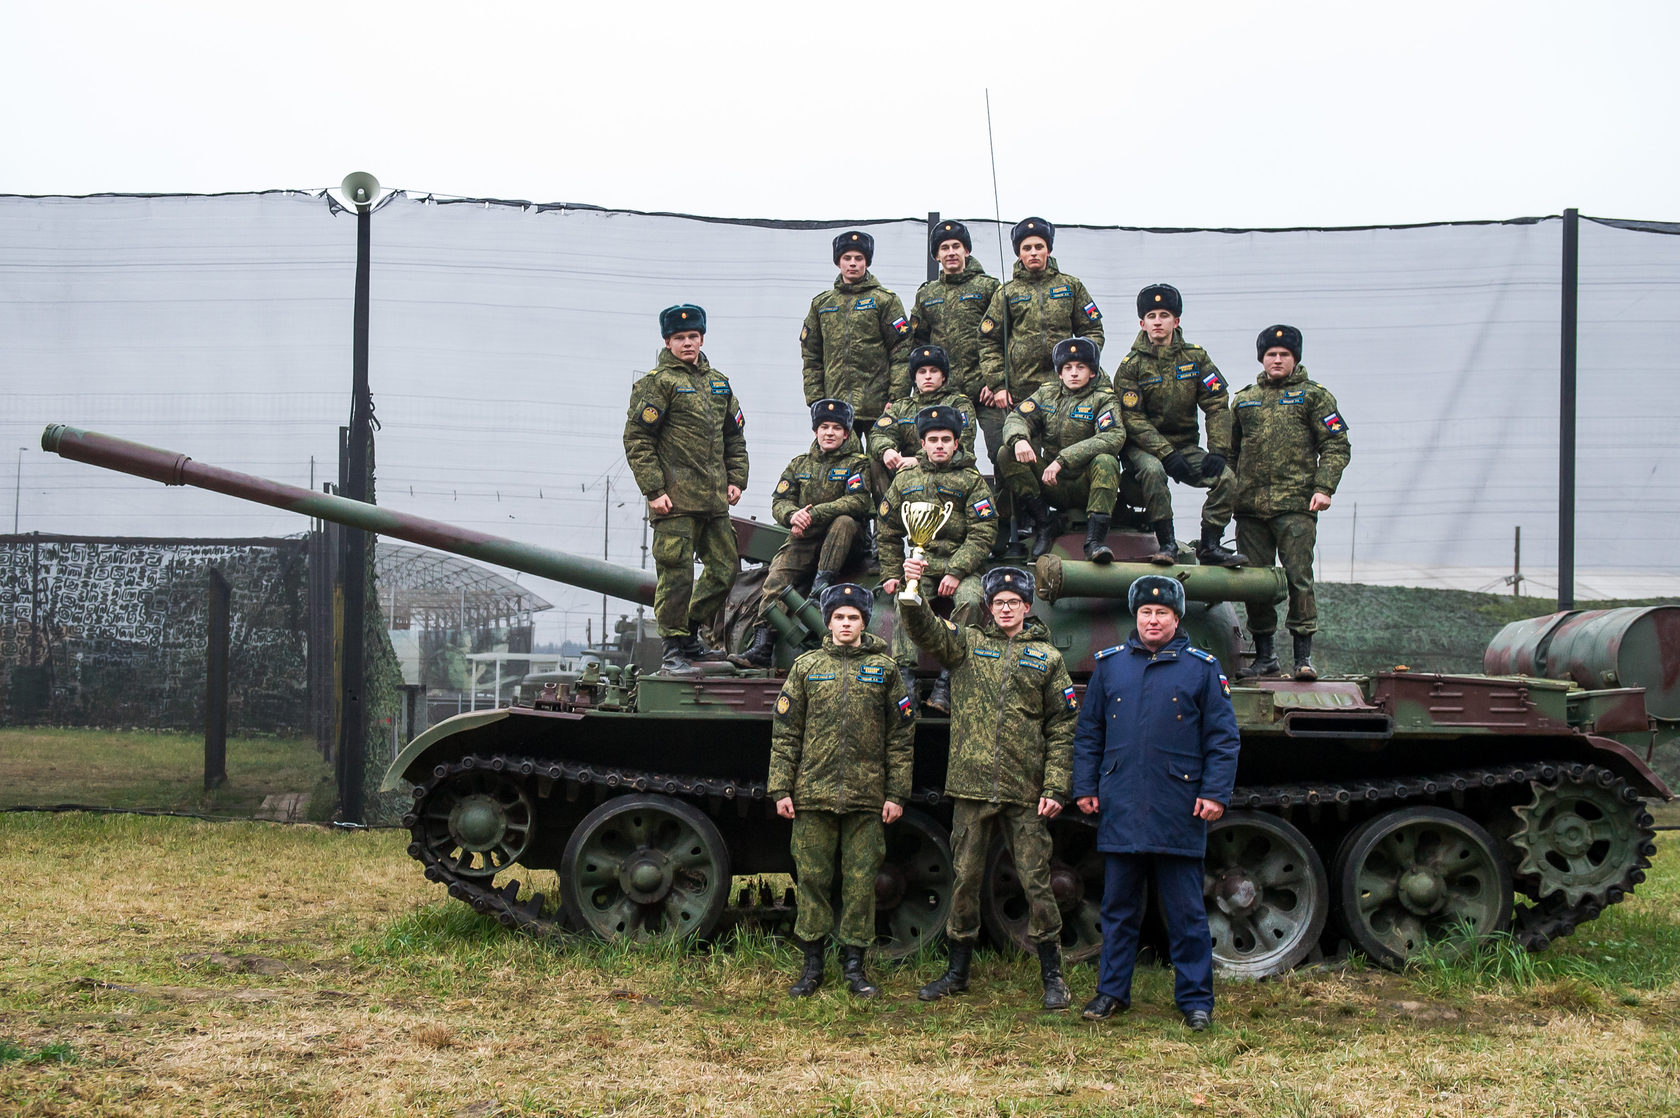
[810,569,838,597]
[727,625,775,669]
[1292,633,1318,681]
[1036,940,1071,1011]
[840,945,880,998]
[659,636,701,678]
[1028,498,1062,559]
[1083,513,1113,564]
[1148,519,1179,565]
[863,521,882,574]
[681,632,728,662]
[918,937,974,1001]
[1001,506,1030,558]
[788,937,826,997]
[1195,523,1248,568]
[925,669,951,714]
[1237,633,1279,679]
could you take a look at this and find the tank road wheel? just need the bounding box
[1205,811,1330,978]
[1335,806,1512,970]
[1509,771,1656,908]
[560,795,732,942]
[872,809,955,959]
[416,768,536,879]
[980,815,1105,963]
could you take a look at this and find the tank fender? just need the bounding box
[1582,734,1673,800]
[379,709,512,792]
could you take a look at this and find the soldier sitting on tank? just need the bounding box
[1230,325,1351,681]
[769,583,915,999]
[731,400,872,670]
[998,337,1126,564]
[898,563,1078,1011]
[878,405,998,714]
[869,343,975,496]
[622,304,749,677]
[1113,284,1249,568]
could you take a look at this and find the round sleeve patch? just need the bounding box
[640,405,661,424]
[879,499,891,517]
[1019,400,1037,414]
[775,693,791,715]
[980,318,995,335]
[776,479,791,494]
[1121,390,1141,410]
[800,326,809,342]
[876,414,893,428]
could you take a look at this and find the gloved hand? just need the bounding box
[1200,452,1227,479]
[1163,450,1195,484]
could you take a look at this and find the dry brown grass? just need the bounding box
[2,812,1677,1117]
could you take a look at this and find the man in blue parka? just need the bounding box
[1072,574,1240,1030]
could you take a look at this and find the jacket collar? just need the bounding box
[1127,631,1189,658]
[834,271,882,295]
[1254,364,1309,389]
[941,257,989,285]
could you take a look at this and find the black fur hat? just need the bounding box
[810,398,856,431]
[1011,216,1054,253]
[915,404,963,439]
[659,304,706,338]
[1127,574,1186,616]
[1052,337,1099,371]
[1136,283,1183,319]
[833,229,875,265]
[909,345,950,379]
[1257,324,1303,362]
[930,220,972,257]
[820,582,873,625]
[983,566,1035,607]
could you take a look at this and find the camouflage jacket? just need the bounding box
[800,271,913,422]
[868,387,977,463]
[1230,365,1351,517]
[877,450,998,582]
[999,380,1125,474]
[1113,328,1234,458]
[623,349,749,519]
[910,257,1001,399]
[768,633,915,811]
[977,258,1105,399]
[770,438,871,531]
[900,602,1076,806]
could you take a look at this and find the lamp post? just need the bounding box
[337,170,381,825]
[13,447,24,534]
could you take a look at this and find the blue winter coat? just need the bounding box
[1071,633,1241,857]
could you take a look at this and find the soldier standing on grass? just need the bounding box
[1229,325,1351,681]
[898,563,1077,1011]
[622,304,749,677]
[730,399,871,670]
[1113,284,1249,568]
[1073,574,1240,1032]
[769,583,915,999]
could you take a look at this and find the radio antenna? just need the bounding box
[984,89,1011,396]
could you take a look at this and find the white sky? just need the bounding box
[6,0,1678,227]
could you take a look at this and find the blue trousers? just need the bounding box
[1096,852,1214,1014]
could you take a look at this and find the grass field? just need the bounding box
[1,812,1677,1117]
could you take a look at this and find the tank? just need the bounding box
[43,424,1673,977]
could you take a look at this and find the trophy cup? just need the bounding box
[898,500,955,605]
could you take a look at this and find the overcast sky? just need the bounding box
[6,1,1677,228]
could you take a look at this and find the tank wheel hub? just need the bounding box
[1205,812,1329,978]
[1397,866,1447,915]
[1212,870,1261,919]
[621,852,674,903]
[449,794,513,853]
[874,864,908,911]
[1050,865,1085,910]
[417,770,536,879]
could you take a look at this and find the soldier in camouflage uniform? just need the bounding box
[869,344,976,498]
[910,220,1004,494]
[769,582,915,998]
[898,564,1078,1011]
[1230,325,1351,681]
[801,229,914,437]
[878,405,998,714]
[998,337,1126,563]
[623,304,749,677]
[1114,284,1249,568]
[730,399,871,669]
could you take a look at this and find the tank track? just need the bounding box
[402,754,1657,954]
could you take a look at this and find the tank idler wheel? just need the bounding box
[1509,771,1652,907]
[561,794,732,942]
[419,769,536,879]
[980,814,1104,963]
[1335,806,1512,970]
[1205,811,1330,978]
[872,808,955,959]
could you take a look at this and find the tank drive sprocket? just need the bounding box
[1507,765,1657,910]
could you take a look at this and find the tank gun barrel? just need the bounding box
[1035,554,1286,607]
[40,424,656,605]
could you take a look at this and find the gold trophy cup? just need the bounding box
[898,500,955,605]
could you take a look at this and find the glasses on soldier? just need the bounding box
[990,595,1025,611]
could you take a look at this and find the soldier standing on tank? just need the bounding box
[878,405,998,714]
[998,337,1126,563]
[1074,574,1240,1031]
[898,563,1077,1011]
[730,399,872,670]
[622,304,749,677]
[1113,284,1249,568]
[977,218,1104,550]
[869,344,976,496]
[770,583,915,998]
[910,221,1002,484]
[1229,325,1351,681]
[801,230,914,439]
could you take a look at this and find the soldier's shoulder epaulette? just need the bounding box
[1180,342,1209,358]
[1186,646,1218,664]
[788,649,823,674]
[1094,645,1123,660]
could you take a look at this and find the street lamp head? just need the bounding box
[341,171,382,212]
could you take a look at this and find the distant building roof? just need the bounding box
[375,541,551,629]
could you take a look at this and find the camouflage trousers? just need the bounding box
[998,452,1121,516]
[791,809,885,947]
[756,516,863,623]
[1236,512,1318,637]
[891,572,985,668]
[973,400,1011,519]
[947,798,1061,945]
[651,514,738,638]
[1123,444,1236,529]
